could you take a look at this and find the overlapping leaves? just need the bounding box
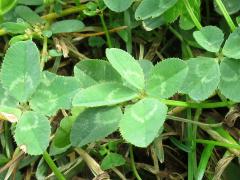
[30,72,81,116]
[70,106,122,147]
[2,32,240,157]
[192,26,240,102]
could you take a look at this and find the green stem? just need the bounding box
[215,0,236,32]
[124,10,132,54]
[192,108,202,179]
[168,26,183,42]
[42,5,86,21]
[187,107,193,180]
[51,56,61,73]
[167,115,222,127]
[168,26,193,58]
[199,125,240,156]
[196,139,240,149]
[4,122,12,158]
[129,145,142,180]
[99,13,112,48]
[160,99,235,109]
[183,0,202,30]
[43,151,65,180]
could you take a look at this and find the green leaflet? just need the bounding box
[8,34,29,45]
[0,155,8,166]
[14,111,51,155]
[218,58,240,102]
[83,2,98,16]
[119,98,168,147]
[135,0,177,20]
[0,0,17,15]
[72,82,139,107]
[15,6,44,25]
[50,20,85,34]
[142,16,165,31]
[74,59,122,88]
[18,0,43,6]
[153,136,165,163]
[163,0,184,24]
[0,21,30,34]
[70,106,122,147]
[214,0,240,15]
[53,115,77,148]
[103,0,133,12]
[222,27,240,59]
[146,58,188,99]
[141,0,184,31]
[30,71,81,116]
[180,57,220,101]
[101,153,126,170]
[88,37,106,47]
[35,158,48,180]
[1,40,41,102]
[106,48,145,90]
[53,107,85,149]
[193,26,224,53]
[196,144,214,180]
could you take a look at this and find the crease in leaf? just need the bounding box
[14,111,51,155]
[180,57,220,101]
[30,71,81,116]
[0,83,18,107]
[146,58,188,99]
[70,106,122,147]
[119,98,168,147]
[74,59,122,88]
[193,26,224,53]
[72,82,139,107]
[218,58,240,102]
